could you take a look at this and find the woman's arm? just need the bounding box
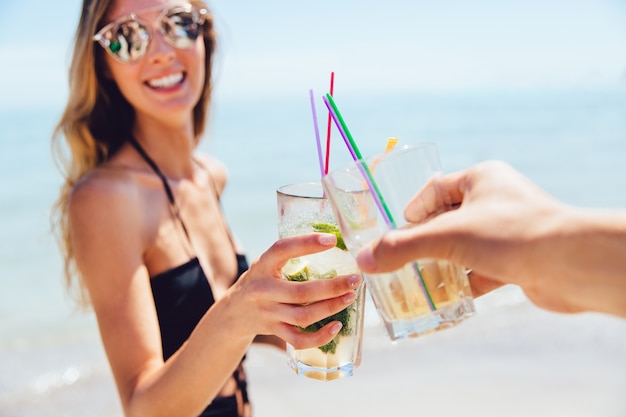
[70,175,360,417]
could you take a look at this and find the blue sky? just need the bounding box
[0,0,624,108]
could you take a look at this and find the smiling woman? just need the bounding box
[48,1,362,417]
[95,1,208,124]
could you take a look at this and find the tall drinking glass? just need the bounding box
[322,143,475,341]
[277,182,366,381]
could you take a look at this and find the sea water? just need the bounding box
[2,90,626,415]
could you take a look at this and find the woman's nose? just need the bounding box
[146,29,176,64]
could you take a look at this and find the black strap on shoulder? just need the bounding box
[128,137,192,243]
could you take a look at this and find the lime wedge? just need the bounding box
[319,269,338,280]
[312,223,347,251]
[283,259,310,282]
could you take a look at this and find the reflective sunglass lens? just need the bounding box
[110,22,150,62]
[162,10,202,49]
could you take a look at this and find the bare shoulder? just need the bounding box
[195,153,229,196]
[68,168,145,252]
[70,168,142,217]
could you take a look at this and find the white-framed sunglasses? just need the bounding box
[93,2,208,64]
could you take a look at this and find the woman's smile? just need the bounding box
[146,71,186,89]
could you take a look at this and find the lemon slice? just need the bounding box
[282,259,310,282]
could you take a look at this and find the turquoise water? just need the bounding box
[1,89,626,414]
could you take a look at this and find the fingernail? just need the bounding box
[330,321,343,335]
[348,274,362,288]
[356,247,376,272]
[317,233,336,245]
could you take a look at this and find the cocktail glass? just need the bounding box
[322,143,475,341]
[277,182,366,381]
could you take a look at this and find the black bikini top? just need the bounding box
[128,137,249,360]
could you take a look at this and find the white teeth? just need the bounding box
[147,73,184,88]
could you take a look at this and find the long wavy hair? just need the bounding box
[51,0,216,307]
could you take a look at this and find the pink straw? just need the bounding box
[324,72,335,175]
[309,89,325,180]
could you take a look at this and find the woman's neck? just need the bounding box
[131,122,197,180]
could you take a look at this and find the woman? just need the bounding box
[51,1,362,416]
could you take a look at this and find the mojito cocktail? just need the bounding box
[277,183,365,381]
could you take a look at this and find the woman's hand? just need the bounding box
[225,233,362,349]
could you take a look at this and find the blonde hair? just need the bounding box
[51,0,216,307]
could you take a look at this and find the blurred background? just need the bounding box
[1,1,625,416]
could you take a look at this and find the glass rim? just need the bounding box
[326,142,439,176]
[276,182,326,199]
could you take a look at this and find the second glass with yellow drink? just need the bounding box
[322,143,476,341]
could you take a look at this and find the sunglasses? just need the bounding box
[93,3,208,64]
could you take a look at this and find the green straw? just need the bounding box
[324,93,436,312]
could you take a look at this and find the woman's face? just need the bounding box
[100,0,206,128]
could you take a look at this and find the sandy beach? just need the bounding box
[3,287,625,417]
[245,290,626,417]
